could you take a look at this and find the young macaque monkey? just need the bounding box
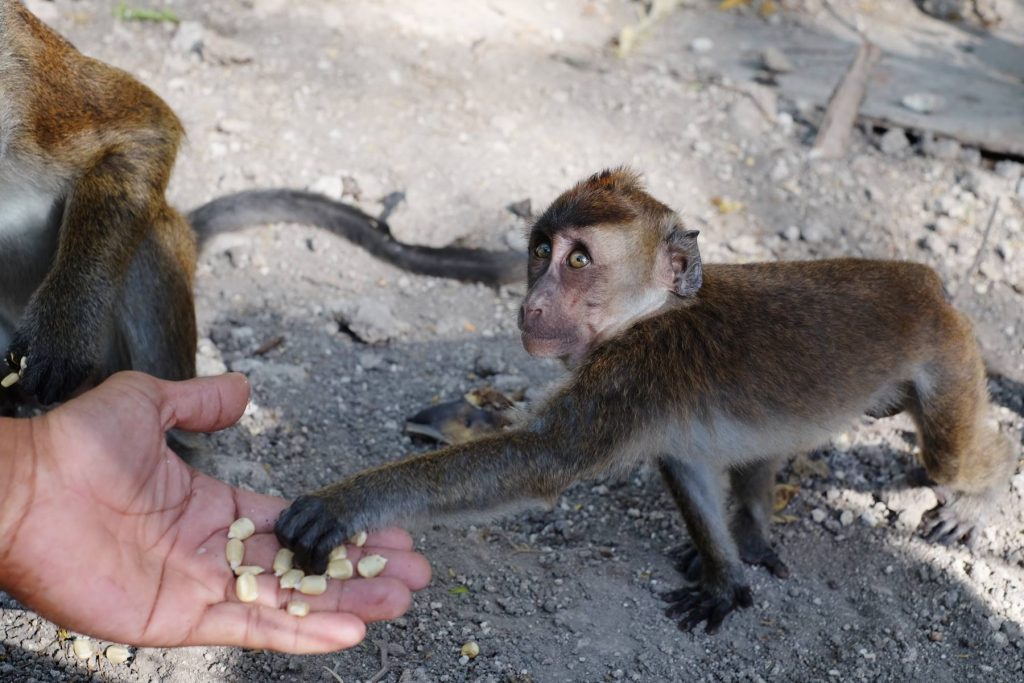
[276,168,1015,633]
[0,1,519,414]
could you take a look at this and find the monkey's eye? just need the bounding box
[533,242,552,259]
[567,250,591,269]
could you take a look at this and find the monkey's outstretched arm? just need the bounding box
[276,433,555,571]
[276,361,654,572]
[11,132,179,403]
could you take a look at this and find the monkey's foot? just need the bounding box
[662,581,753,634]
[670,534,788,582]
[918,488,989,548]
[275,495,351,574]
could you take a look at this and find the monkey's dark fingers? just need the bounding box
[275,496,348,574]
[14,352,90,405]
[744,545,790,580]
[663,591,703,619]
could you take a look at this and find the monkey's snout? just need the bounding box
[518,304,544,330]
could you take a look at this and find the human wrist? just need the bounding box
[0,416,42,562]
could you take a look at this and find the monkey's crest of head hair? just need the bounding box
[533,167,673,235]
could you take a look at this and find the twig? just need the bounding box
[822,0,866,39]
[809,39,881,160]
[955,198,1000,300]
[322,666,345,683]
[367,639,391,683]
[253,335,286,356]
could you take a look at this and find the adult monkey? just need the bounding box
[0,1,520,411]
[276,168,1016,633]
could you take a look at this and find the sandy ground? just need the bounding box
[1,0,1023,681]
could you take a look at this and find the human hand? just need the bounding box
[0,371,430,652]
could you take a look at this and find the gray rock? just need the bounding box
[994,161,1023,182]
[200,29,256,65]
[781,225,801,241]
[729,98,768,138]
[475,349,507,376]
[801,223,826,243]
[357,350,384,370]
[881,484,938,530]
[761,46,793,73]
[917,232,947,254]
[901,92,945,114]
[922,136,960,160]
[878,128,910,156]
[690,37,714,53]
[769,159,791,182]
[24,0,59,23]
[492,373,529,394]
[310,175,343,200]
[171,21,205,55]
[333,298,410,343]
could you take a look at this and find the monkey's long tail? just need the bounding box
[186,189,524,286]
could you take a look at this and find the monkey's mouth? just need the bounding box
[521,331,577,359]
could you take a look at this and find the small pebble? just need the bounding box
[690,37,713,53]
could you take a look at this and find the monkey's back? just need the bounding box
[597,258,968,426]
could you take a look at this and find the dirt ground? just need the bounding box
[2,0,1023,681]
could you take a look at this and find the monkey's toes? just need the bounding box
[274,496,348,574]
[661,583,753,634]
[737,540,790,579]
[918,504,979,548]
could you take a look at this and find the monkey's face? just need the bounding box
[520,227,669,366]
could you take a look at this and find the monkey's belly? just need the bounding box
[0,167,61,315]
[660,410,863,465]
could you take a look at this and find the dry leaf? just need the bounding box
[773,483,800,512]
[711,196,745,214]
[791,452,830,479]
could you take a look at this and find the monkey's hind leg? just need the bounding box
[908,324,1016,547]
[113,212,200,459]
[659,455,753,634]
[672,458,789,582]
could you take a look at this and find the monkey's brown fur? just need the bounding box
[277,168,1015,633]
[0,1,197,404]
[1,1,521,416]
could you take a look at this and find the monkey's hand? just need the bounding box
[7,306,98,404]
[662,574,753,635]
[276,489,375,575]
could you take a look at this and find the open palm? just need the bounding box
[0,372,430,653]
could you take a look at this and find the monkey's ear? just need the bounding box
[665,228,703,298]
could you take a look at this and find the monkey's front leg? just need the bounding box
[658,455,753,634]
[276,431,570,573]
[9,158,157,404]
